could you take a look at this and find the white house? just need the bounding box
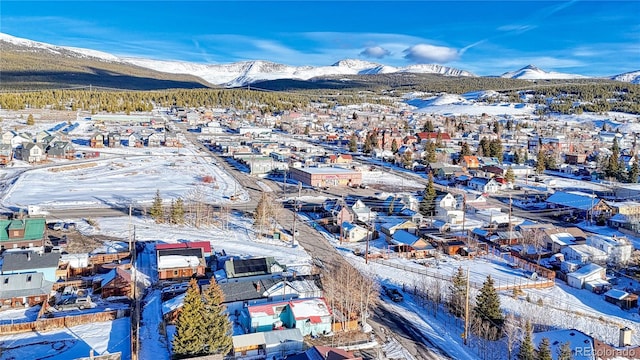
[342,221,369,242]
[436,193,465,225]
[469,177,501,194]
[586,234,633,266]
[566,263,606,289]
[561,244,608,264]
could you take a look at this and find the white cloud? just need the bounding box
[360,46,390,59]
[403,44,459,63]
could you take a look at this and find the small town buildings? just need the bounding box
[468,177,501,194]
[532,329,594,360]
[289,167,362,188]
[327,154,353,164]
[288,346,362,360]
[546,191,612,219]
[379,220,417,238]
[390,230,436,257]
[0,273,52,308]
[90,133,105,148]
[0,218,46,250]
[542,227,587,253]
[566,263,606,289]
[46,141,75,159]
[1,251,61,282]
[94,266,132,298]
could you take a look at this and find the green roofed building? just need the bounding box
[0,218,46,250]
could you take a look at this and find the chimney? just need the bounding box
[27,252,31,261]
[619,327,632,347]
[256,282,261,293]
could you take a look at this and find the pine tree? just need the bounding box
[363,134,373,154]
[449,267,467,317]
[489,138,503,162]
[513,149,522,165]
[536,337,552,360]
[202,278,233,356]
[557,342,574,360]
[391,138,399,153]
[536,151,546,174]
[349,134,358,153]
[426,140,437,162]
[304,125,310,136]
[172,279,207,358]
[419,173,437,216]
[505,166,516,183]
[517,321,535,360]
[460,142,471,157]
[26,114,35,126]
[171,197,185,224]
[474,275,503,336]
[628,156,640,183]
[150,189,164,223]
[423,120,434,132]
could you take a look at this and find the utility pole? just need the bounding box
[464,267,470,346]
[292,182,301,247]
[508,193,513,239]
[339,196,345,245]
[461,194,466,240]
[366,208,372,264]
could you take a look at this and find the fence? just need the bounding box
[52,279,93,291]
[368,256,555,291]
[0,309,130,335]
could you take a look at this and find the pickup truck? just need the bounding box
[385,287,404,302]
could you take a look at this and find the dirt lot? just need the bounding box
[46,228,124,254]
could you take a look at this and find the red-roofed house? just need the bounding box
[327,154,353,164]
[461,155,480,170]
[416,132,452,143]
[244,298,332,336]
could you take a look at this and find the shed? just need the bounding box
[604,289,638,310]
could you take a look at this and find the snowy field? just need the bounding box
[361,170,423,189]
[0,317,131,360]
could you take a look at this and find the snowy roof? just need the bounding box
[161,292,186,315]
[293,167,358,175]
[568,244,607,257]
[59,253,89,268]
[546,191,600,210]
[604,289,629,300]
[549,232,576,246]
[568,263,604,278]
[391,230,420,246]
[262,328,304,345]
[157,255,202,269]
[532,329,593,360]
[289,298,331,320]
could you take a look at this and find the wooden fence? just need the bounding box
[0,309,130,335]
[52,279,93,291]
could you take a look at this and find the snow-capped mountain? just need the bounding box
[0,32,476,87]
[611,70,640,84]
[500,64,586,80]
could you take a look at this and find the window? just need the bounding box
[3,278,7,284]
[173,270,179,276]
[27,275,32,282]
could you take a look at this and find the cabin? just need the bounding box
[156,244,206,281]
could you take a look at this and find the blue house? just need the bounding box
[245,298,332,336]
[1,251,61,282]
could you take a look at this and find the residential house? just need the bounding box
[20,143,45,163]
[0,143,13,165]
[327,154,353,164]
[156,244,206,280]
[390,230,436,257]
[146,132,164,147]
[90,133,105,148]
[223,257,284,280]
[94,266,132,298]
[232,329,304,360]
[244,298,332,336]
[1,130,16,145]
[565,153,588,165]
[164,132,181,147]
[566,263,606,289]
[541,227,587,253]
[1,251,61,282]
[348,199,376,223]
[0,273,52,309]
[379,220,417,238]
[460,155,480,170]
[416,132,452,144]
[0,218,46,250]
[46,141,75,159]
[586,235,633,266]
[546,191,612,220]
[562,244,608,265]
[126,133,143,147]
[342,222,369,242]
[106,132,121,147]
[435,193,464,225]
[35,130,52,143]
[468,177,501,194]
[11,133,32,148]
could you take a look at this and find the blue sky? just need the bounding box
[1,1,638,76]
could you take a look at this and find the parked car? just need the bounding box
[54,296,95,311]
[385,287,404,302]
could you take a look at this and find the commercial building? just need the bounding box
[289,167,362,188]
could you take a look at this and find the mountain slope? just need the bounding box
[500,64,585,80]
[611,70,640,84]
[0,33,213,90]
